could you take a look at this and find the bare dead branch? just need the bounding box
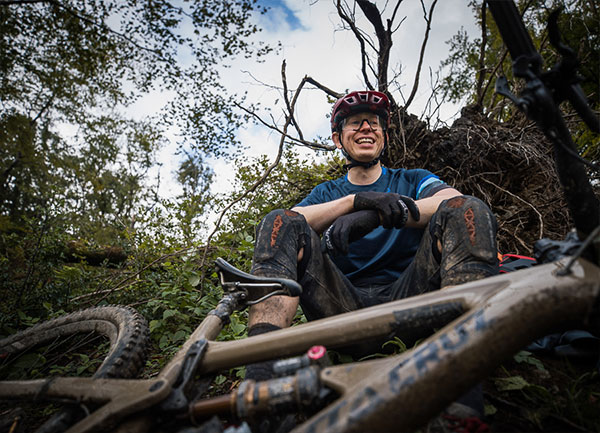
[480,171,544,240]
[282,69,308,143]
[304,77,343,99]
[356,0,392,90]
[404,0,438,109]
[336,0,375,90]
[198,61,312,283]
[475,0,488,110]
[235,102,335,151]
[389,0,404,26]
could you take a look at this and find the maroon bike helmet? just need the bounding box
[330,90,391,133]
[330,90,391,169]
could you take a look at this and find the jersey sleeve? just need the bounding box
[295,183,329,207]
[414,171,451,199]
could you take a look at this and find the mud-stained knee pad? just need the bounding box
[252,209,312,280]
[435,195,498,265]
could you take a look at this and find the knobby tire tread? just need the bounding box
[0,305,150,379]
[0,306,150,433]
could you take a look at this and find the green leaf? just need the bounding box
[231,322,246,336]
[171,329,187,342]
[484,404,497,416]
[149,319,161,332]
[514,350,547,372]
[159,335,170,350]
[189,274,200,287]
[163,309,177,320]
[214,375,227,385]
[494,375,530,392]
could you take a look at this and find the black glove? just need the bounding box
[354,191,420,229]
[322,210,380,256]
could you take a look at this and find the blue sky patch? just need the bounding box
[257,0,304,32]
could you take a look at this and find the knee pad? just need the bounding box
[430,196,499,278]
[252,209,312,280]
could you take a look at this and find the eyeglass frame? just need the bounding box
[340,115,383,132]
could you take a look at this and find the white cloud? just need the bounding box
[147,1,479,203]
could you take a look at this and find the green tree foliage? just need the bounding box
[175,154,214,244]
[0,0,272,328]
[220,149,344,261]
[441,0,598,125]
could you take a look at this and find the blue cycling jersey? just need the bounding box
[295,167,448,286]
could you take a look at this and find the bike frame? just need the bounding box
[1,257,599,432]
[2,1,599,432]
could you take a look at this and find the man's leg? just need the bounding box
[246,208,363,380]
[249,208,364,326]
[434,195,499,288]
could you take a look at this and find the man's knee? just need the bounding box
[432,195,499,279]
[436,195,497,239]
[256,209,306,242]
[252,209,312,280]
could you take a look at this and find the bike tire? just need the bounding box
[0,306,150,433]
[0,305,149,379]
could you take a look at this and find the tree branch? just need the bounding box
[304,77,343,99]
[235,102,335,151]
[480,176,544,240]
[198,60,311,284]
[356,0,391,90]
[22,0,166,57]
[336,0,375,90]
[404,0,438,109]
[474,0,488,110]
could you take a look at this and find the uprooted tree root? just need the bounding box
[384,105,586,255]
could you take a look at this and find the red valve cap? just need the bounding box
[307,345,326,360]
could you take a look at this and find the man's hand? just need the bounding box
[354,192,420,228]
[322,210,380,255]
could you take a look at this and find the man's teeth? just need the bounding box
[356,138,374,143]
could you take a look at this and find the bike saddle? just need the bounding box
[215,258,302,304]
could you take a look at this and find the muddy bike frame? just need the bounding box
[1,256,599,433]
[2,0,600,431]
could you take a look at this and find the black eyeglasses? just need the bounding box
[342,117,382,131]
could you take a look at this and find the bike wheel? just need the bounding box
[0,306,150,433]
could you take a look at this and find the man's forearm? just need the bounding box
[407,188,462,228]
[293,188,461,233]
[292,195,355,234]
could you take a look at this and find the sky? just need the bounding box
[137,0,479,208]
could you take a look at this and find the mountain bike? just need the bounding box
[1,1,598,432]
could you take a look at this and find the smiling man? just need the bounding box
[248,90,498,327]
[246,92,498,403]
[244,90,498,426]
